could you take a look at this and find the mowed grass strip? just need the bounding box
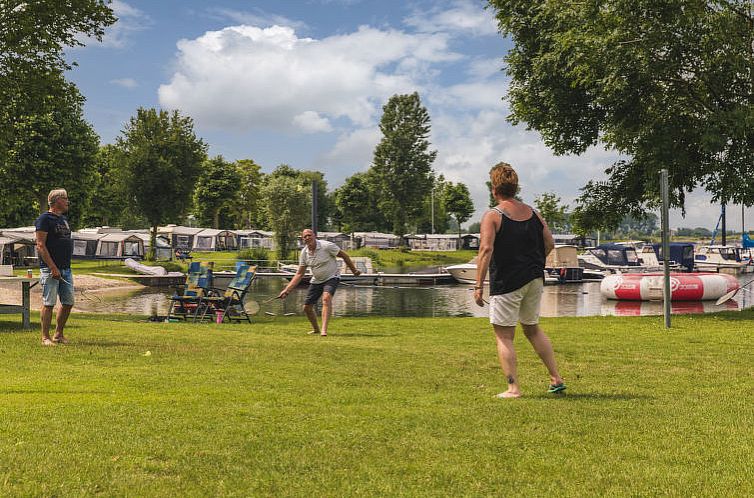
[0,311,752,497]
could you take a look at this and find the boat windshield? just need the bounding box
[625,249,640,264]
[719,247,739,261]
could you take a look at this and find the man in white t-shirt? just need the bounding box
[278,229,362,336]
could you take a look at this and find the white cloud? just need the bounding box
[110,77,138,88]
[99,1,151,48]
[292,111,333,133]
[404,0,498,36]
[159,24,458,131]
[319,127,381,169]
[208,7,307,31]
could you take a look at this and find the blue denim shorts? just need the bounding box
[40,268,75,307]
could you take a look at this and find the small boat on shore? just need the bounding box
[600,272,739,301]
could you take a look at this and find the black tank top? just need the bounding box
[489,206,545,295]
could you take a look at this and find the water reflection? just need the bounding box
[3,274,751,318]
[70,274,754,318]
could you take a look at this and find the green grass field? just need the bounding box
[1,311,752,496]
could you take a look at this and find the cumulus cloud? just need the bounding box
[158,24,458,132]
[292,111,333,133]
[110,77,138,88]
[404,0,498,36]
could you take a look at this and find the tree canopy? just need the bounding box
[193,156,241,229]
[116,108,207,256]
[489,0,754,230]
[262,170,311,260]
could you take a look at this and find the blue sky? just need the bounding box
[64,0,749,231]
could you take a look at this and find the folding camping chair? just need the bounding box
[167,261,213,321]
[202,262,257,323]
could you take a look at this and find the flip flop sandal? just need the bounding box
[548,383,567,394]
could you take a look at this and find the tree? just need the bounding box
[116,108,207,258]
[233,159,266,229]
[80,144,139,228]
[333,171,387,233]
[444,182,475,237]
[489,0,754,230]
[1,1,115,166]
[193,156,241,229]
[371,92,437,235]
[533,192,569,233]
[261,174,311,260]
[0,73,99,227]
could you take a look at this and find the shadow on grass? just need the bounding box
[528,393,650,401]
[331,333,400,337]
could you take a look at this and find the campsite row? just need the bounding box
[0,225,485,266]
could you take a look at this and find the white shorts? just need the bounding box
[489,278,543,327]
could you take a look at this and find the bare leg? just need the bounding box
[40,305,54,345]
[53,304,73,343]
[522,323,563,385]
[493,325,520,397]
[303,304,320,334]
[320,292,332,336]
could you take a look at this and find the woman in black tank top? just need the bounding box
[473,162,565,399]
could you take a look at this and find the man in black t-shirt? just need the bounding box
[34,188,75,346]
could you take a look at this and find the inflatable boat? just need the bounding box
[600,272,739,301]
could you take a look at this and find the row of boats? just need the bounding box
[444,242,754,286]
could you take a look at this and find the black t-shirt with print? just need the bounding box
[34,212,73,269]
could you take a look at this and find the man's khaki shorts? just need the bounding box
[489,278,543,327]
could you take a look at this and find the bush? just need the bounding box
[158,262,183,273]
[237,247,271,265]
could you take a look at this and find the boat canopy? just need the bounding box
[588,244,642,267]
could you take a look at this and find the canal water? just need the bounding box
[14,272,749,318]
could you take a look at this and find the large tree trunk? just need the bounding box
[213,209,220,229]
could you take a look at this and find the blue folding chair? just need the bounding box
[168,261,214,321]
[203,262,257,323]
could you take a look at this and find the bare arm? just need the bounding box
[337,250,361,275]
[534,211,555,256]
[35,231,61,279]
[278,266,307,298]
[474,210,500,306]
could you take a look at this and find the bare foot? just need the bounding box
[307,330,319,335]
[494,391,521,399]
[320,332,327,337]
[52,335,69,344]
[41,338,56,346]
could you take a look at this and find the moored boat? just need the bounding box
[694,245,754,274]
[600,272,739,301]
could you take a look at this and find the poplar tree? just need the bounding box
[371,92,437,235]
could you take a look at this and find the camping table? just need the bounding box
[0,276,37,329]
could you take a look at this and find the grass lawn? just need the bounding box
[1,311,752,496]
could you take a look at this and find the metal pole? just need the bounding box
[660,169,671,329]
[721,203,726,246]
[311,180,318,234]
